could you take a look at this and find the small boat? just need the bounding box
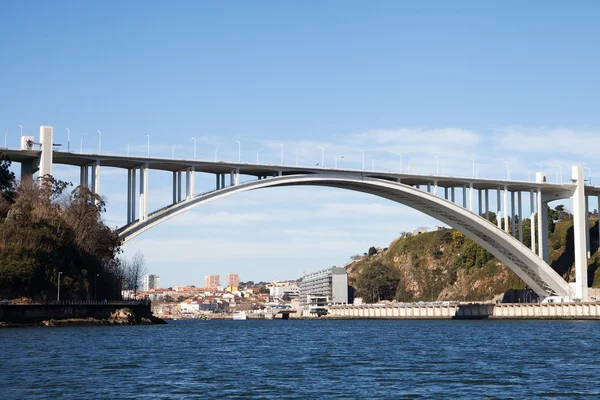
[232,312,247,320]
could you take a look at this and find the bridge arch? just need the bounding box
[118,174,572,298]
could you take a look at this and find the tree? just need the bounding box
[122,252,148,298]
[368,246,377,256]
[356,261,401,303]
[0,153,16,201]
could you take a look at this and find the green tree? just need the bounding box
[356,261,401,303]
[368,246,377,256]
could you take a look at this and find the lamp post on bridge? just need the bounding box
[556,164,563,184]
[359,149,364,170]
[335,155,344,169]
[80,136,85,154]
[398,153,403,174]
[18,124,22,138]
[215,146,219,162]
[191,137,197,160]
[468,158,475,178]
[57,271,62,301]
[503,160,510,180]
[145,134,150,157]
[528,169,533,182]
[97,130,101,154]
[433,155,439,175]
[278,143,284,165]
[236,140,241,163]
[66,128,70,152]
[476,164,481,179]
[318,146,324,168]
[584,167,592,185]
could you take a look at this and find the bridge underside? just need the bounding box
[118,174,572,299]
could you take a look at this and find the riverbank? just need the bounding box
[0,301,166,327]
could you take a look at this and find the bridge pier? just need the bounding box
[503,186,509,234]
[469,183,474,212]
[585,195,590,258]
[139,164,148,221]
[518,191,523,242]
[462,186,467,208]
[496,189,502,228]
[572,166,589,301]
[511,191,515,237]
[530,190,536,253]
[485,189,489,221]
[451,187,455,203]
[478,188,482,216]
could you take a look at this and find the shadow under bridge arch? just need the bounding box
[118,174,571,298]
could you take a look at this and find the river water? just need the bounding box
[1,319,599,399]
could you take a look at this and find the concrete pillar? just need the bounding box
[585,196,590,258]
[80,166,86,187]
[433,180,438,196]
[83,165,89,188]
[572,166,589,301]
[497,189,501,228]
[38,126,53,178]
[518,191,523,242]
[221,174,225,188]
[236,168,240,185]
[451,187,455,203]
[186,168,191,199]
[143,163,149,220]
[230,170,235,186]
[427,183,431,193]
[478,189,482,216]
[278,170,283,177]
[485,189,489,221]
[444,187,448,200]
[462,186,467,208]
[131,167,136,221]
[216,174,220,190]
[173,172,177,204]
[537,188,549,263]
[503,186,509,233]
[91,164,96,193]
[511,191,516,237]
[190,166,196,198]
[139,166,145,221]
[530,190,536,253]
[127,169,132,224]
[94,161,100,198]
[177,171,183,201]
[469,184,474,212]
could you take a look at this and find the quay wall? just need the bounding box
[327,302,600,320]
[0,301,153,324]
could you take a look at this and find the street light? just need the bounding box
[66,128,70,152]
[256,149,260,164]
[236,140,241,163]
[335,155,344,169]
[215,146,220,162]
[535,163,543,172]
[503,160,510,180]
[398,153,403,174]
[57,271,62,301]
[556,165,563,184]
[468,158,475,178]
[97,130,101,154]
[278,143,284,165]
[359,149,364,170]
[296,150,302,167]
[18,124,22,137]
[584,167,592,185]
[145,134,150,157]
[476,164,481,179]
[191,137,197,160]
[318,146,324,168]
[433,155,439,175]
[527,169,533,182]
[80,136,85,154]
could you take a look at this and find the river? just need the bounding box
[1,319,599,399]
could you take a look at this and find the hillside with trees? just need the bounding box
[0,155,142,301]
[349,209,600,303]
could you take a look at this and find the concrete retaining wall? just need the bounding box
[328,302,600,320]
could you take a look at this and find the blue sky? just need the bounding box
[1,1,599,287]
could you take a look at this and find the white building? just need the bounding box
[143,274,160,291]
[299,267,348,306]
[268,281,300,301]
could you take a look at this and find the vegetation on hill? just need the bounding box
[349,208,599,303]
[0,155,130,301]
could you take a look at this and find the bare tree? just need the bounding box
[122,252,148,298]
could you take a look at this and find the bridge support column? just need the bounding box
[190,166,195,197]
[131,168,136,222]
[469,184,474,212]
[427,183,431,193]
[511,191,516,237]
[433,180,438,196]
[444,187,448,200]
[451,187,455,203]
[503,186,509,234]
[93,161,100,198]
[139,164,148,221]
[537,188,549,263]
[186,168,191,199]
[230,170,235,186]
[221,174,225,189]
[462,186,467,208]
[127,169,133,224]
[585,196,590,258]
[80,166,86,187]
[173,172,177,204]
[177,171,182,202]
[530,190,536,253]
[485,189,489,221]
[478,189,482,216]
[518,191,523,242]
[572,165,588,301]
[236,168,240,185]
[496,189,501,228]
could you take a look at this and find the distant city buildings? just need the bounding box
[204,274,220,289]
[227,273,240,290]
[143,274,160,291]
[268,281,300,301]
[299,267,348,306]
